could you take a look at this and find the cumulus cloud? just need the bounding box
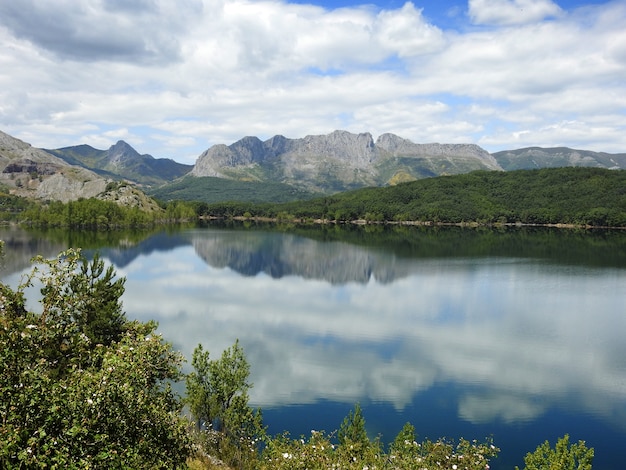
[0,0,625,162]
[468,0,562,25]
[0,0,201,63]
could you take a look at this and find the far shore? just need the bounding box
[201,215,626,231]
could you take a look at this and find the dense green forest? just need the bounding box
[17,198,196,229]
[198,167,626,227]
[148,175,316,204]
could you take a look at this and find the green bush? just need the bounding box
[0,249,191,469]
[516,434,594,470]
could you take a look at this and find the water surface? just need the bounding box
[2,224,625,469]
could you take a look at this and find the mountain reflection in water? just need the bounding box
[1,224,625,469]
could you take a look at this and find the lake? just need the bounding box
[2,223,626,469]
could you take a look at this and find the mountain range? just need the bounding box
[1,129,625,204]
[45,140,193,187]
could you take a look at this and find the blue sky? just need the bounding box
[1,0,625,164]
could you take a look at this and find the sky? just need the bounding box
[1,0,625,165]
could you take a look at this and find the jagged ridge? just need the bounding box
[191,130,502,193]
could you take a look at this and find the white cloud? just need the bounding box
[468,0,562,25]
[0,0,625,162]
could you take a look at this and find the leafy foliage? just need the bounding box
[0,191,36,221]
[187,341,264,469]
[516,434,594,470]
[20,197,196,228]
[261,415,499,470]
[0,249,191,469]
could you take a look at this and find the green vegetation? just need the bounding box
[186,342,264,469]
[197,168,626,227]
[149,175,317,204]
[0,190,36,221]
[6,167,626,229]
[516,434,594,470]
[0,249,191,468]
[19,198,196,229]
[0,247,597,468]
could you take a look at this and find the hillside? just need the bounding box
[0,130,108,202]
[492,147,626,171]
[148,175,316,204]
[47,141,193,187]
[202,167,626,228]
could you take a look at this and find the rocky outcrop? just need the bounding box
[0,130,108,201]
[35,173,108,202]
[191,130,502,193]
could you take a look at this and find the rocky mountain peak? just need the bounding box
[107,140,143,167]
[190,130,502,193]
[375,133,412,152]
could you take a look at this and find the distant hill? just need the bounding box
[190,130,503,193]
[492,147,626,171]
[47,141,193,187]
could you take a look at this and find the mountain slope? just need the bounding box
[258,167,626,227]
[190,130,502,193]
[47,141,193,186]
[492,147,626,170]
[148,176,317,204]
[0,130,107,202]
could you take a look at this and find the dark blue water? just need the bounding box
[2,224,625,469]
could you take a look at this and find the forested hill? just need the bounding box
[203,167,626,227]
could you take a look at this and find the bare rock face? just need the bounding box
[191,130,502,192]
[36,173,108,202]
[0,130,108,201]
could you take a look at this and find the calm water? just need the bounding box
[2,224,626,469]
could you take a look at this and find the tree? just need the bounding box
[338,403,368,447]
[186,340,264,469]
[0,249,191,469]
[516,434,594,470]
[336,403,381,463]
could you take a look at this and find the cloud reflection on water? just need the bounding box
[2,226,625,433]
[110,231,626,431]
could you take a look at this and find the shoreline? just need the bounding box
[201,215,626,231]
